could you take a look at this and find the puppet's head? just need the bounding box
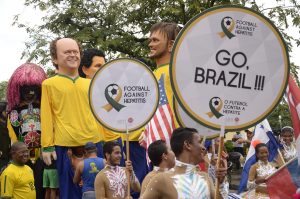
[6,63,47,112]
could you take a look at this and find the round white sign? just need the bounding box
[174,99,219,138]
[170,6,289,131]
[89,58,159,133]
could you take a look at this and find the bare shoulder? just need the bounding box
[95,169,106,181]
[141,171,156,192]
[250,162,259,169]
[141,172,177,199]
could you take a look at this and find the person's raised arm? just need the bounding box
[73,160,83,184]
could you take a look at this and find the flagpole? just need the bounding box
[266,156,296,180]
[125,120,131,199]
[214,125,225,199]
[276,148,286,166]
[201,136,207,145]
[211,139,215,158]
[240,157,297,197]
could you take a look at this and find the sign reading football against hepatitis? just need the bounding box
[170,6,289,131]
[173,99,219,138]
[89,58,159,133]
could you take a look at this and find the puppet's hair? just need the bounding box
[6,63,47,112]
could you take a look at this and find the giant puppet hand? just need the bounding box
[42,147,57,165]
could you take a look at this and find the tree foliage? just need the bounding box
[267,100,292,133]
[13,0,300,130]
[0,81,8,101]
[14,0,300,73]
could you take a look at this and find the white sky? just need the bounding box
[0,0,299,81]
[0,0,45,81]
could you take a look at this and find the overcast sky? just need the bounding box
[0,0,44,81]
[0,0,299,82]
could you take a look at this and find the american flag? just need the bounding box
[286,75,300,163]
[142,74,175,149]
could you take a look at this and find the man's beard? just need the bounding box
[109,157,119,166]
[149,46,168,59]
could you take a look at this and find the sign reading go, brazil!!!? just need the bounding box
[89,58,159,133]
[170,6,289,131]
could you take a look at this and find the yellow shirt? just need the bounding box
[41,75,101,147]
[121,128,144,142]
[99,123,122,141]
[0,164,36,199]
[7,118,17,142]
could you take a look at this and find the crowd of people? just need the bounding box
[0,20,298,199]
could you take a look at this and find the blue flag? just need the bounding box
[238,119,280,194]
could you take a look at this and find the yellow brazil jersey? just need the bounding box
[1,164,36,199]
[41,75,101,147]
[97,122,122,142]
[121,128,144,141]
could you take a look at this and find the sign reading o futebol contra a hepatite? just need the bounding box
[89,58,159,133]
[170,6,289,131]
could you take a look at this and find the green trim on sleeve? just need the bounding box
[42,146,55,152]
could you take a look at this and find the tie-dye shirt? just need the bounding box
[171,160,211,199]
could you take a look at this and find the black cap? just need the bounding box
[84,142,96,150]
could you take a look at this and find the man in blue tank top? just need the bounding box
[73,142,105,199]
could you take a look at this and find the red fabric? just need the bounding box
[143,74,175,149]
[293,193,300,199]
[198,162,207,172]
[287,76,300,140]
[287,76,300,164]
[266,167,297,199]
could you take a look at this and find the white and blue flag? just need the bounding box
[238,119,280,194]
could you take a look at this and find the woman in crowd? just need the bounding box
[280,126,297,162]
[247,143,277,198]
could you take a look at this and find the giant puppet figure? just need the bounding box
[6,62,47,199]
[41,38,102,199]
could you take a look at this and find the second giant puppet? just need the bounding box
[6,63,47,199]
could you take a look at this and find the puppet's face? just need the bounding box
[20,85,41,103]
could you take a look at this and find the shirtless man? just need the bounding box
[141,128,229,199]
[94,141,140,199]
[140,140,175,195]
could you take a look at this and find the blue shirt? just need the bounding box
[82,157,104,192]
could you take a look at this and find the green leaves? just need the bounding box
[13,0,300,81]
[0,81,8,101]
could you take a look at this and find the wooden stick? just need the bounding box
[276,148,286,166]
[241,157,297,197]
[211,139,215,158]
[214,126,225,199]
[266,156,296,180]
[201,136,207,145]
[125,121,131,199]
